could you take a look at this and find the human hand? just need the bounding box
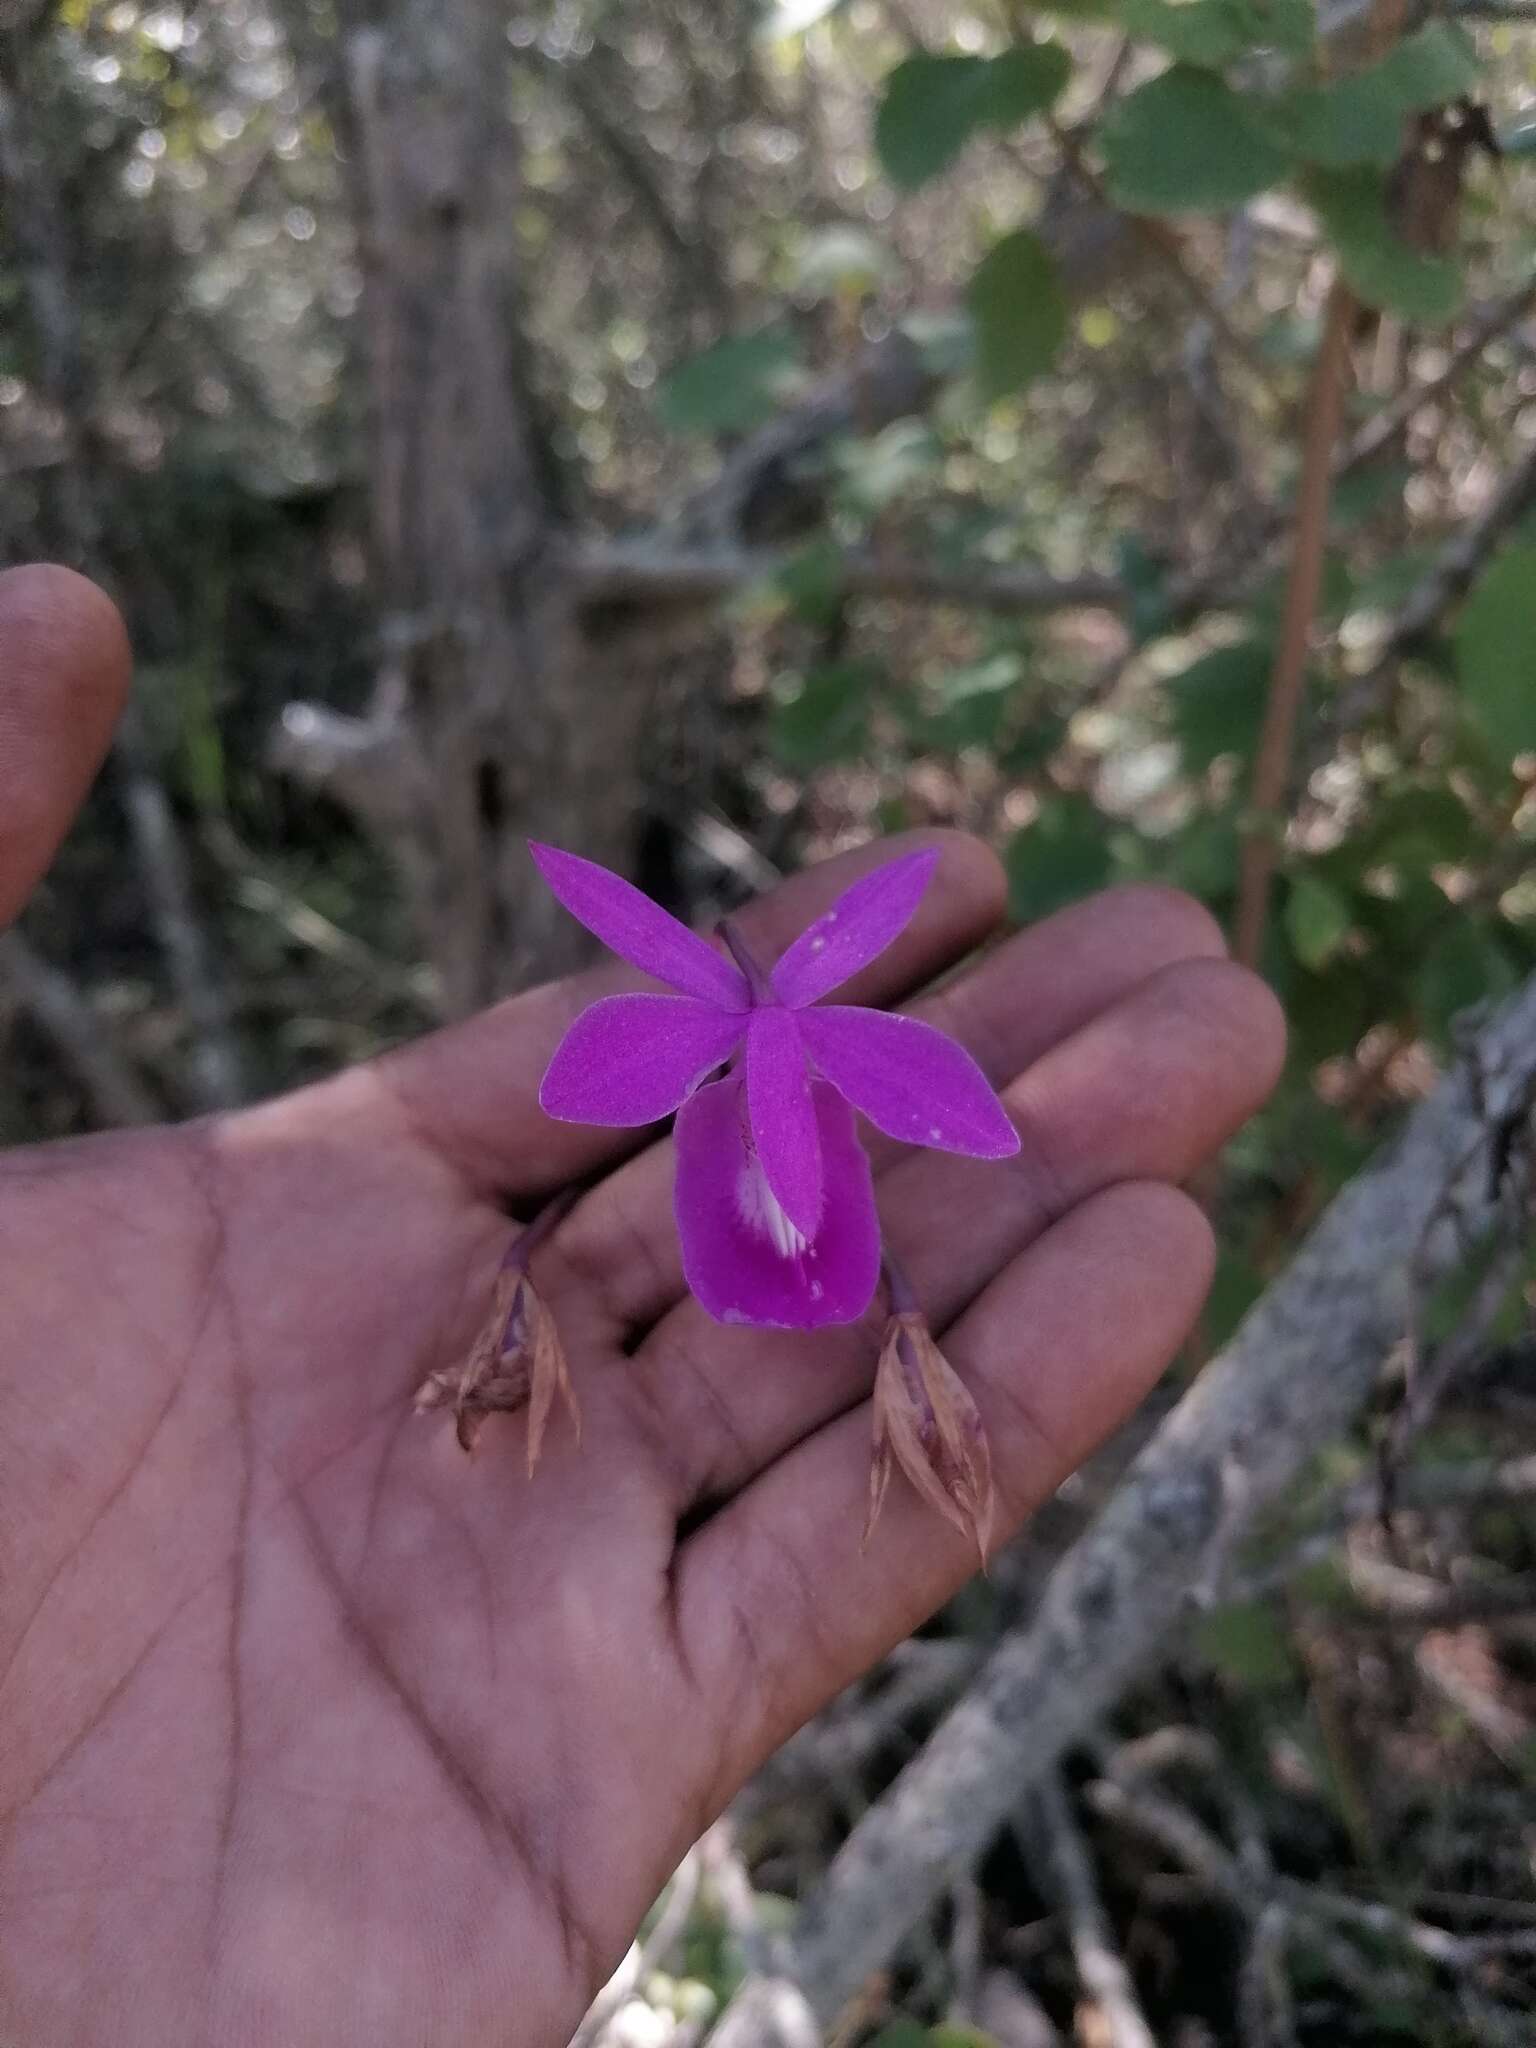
[0,566,1284,2045]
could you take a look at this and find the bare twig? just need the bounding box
[1342,1553,1536,1628]
[1223,1451,1536,1605]
[574,541,1125,619]
[1382,1232,1530,1509]
[1238,1904,1298,2048]
[1024,1774,1156,2048]
[1332,432,1536,734]
[1345,278,1536,472]
[0,929,157,1126]
[700,1820,775,1979]
[572,1848,704,2048]
[111,702,245,1110]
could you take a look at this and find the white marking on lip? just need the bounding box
[737,1153,808,1259]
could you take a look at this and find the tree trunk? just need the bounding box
[333,0,648,1009]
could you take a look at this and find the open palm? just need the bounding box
[0,568,1284,2046]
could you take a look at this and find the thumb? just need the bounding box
[0,565,130,928]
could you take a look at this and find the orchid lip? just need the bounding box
[737,1150,809,1260]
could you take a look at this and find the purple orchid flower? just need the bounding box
[531,842,1019,1330]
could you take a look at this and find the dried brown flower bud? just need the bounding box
[863,1310,994,1567]
[414,1263,579,1467]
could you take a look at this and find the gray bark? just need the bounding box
[710,970,1536,2043]
[329,1,624,1007]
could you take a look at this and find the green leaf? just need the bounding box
[967,229,1069,398]
[1196,1599,1299,1691]
[867,2025,931,2048]
[1375,21,1481,112]
[1167,639,1271,769]
[1006,796,1113,923]
[1357,782,1479,870]
[1331,462,1412,529]
[1454,543,1536,763]
[875,46,1071,190]
[770,659,878,768]
[1117,0,1312,67]
[1285,872,1352,970]
[1117,533,1175,643]
[836,419,941,514]
[1261,75,1408,170]
[916,651,1025,750]
[1308,167,1464,323]
[1415,919,1518,1043]
[771,538,846,625]
[1203,1249,1265,1349]
[1160,809,1242,898]
[1100,68,1293,213]
[657,328,802,434]
[1264,23,1481,170]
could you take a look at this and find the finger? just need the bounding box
[0,566,130,927]
[673,1180,1214,1801]
[555,883,1227,1333]
[364,830,1007,1198]
[591,953,1279,1509]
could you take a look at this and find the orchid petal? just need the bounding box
[539,994,744,1126]
[798,1005,1020,1158]
[770,847,939,1009]
[745,1006,823,1239]
[529,842,749,1010]
[675,1076,881,1328]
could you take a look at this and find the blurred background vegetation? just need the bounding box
[4,0,1536,2041]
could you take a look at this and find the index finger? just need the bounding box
[359,830,1008,1198]
[0,566,130,928]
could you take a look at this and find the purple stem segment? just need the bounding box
[501,1184,581,1271]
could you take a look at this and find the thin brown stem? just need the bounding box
[1232,283,1356,971]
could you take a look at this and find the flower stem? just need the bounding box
[718,917,775,1003]
[882,1248,921,1320]
[499,1183,581,1274]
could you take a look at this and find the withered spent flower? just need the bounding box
[863,1264,994,1567]
[415,1198,581,1470]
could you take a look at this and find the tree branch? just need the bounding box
[1332,432,1536,733]
[709,968,1536,2042]
[574,541,1125,619]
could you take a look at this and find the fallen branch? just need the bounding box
[708,968,1536,2043]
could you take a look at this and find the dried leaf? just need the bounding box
[413,1265,576,1466]
[864,1313,994,1565]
